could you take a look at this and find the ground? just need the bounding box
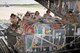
[0,5,54,23]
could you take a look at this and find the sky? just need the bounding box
[0,0,38,4]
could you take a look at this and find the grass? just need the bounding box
[16,4,43,8]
